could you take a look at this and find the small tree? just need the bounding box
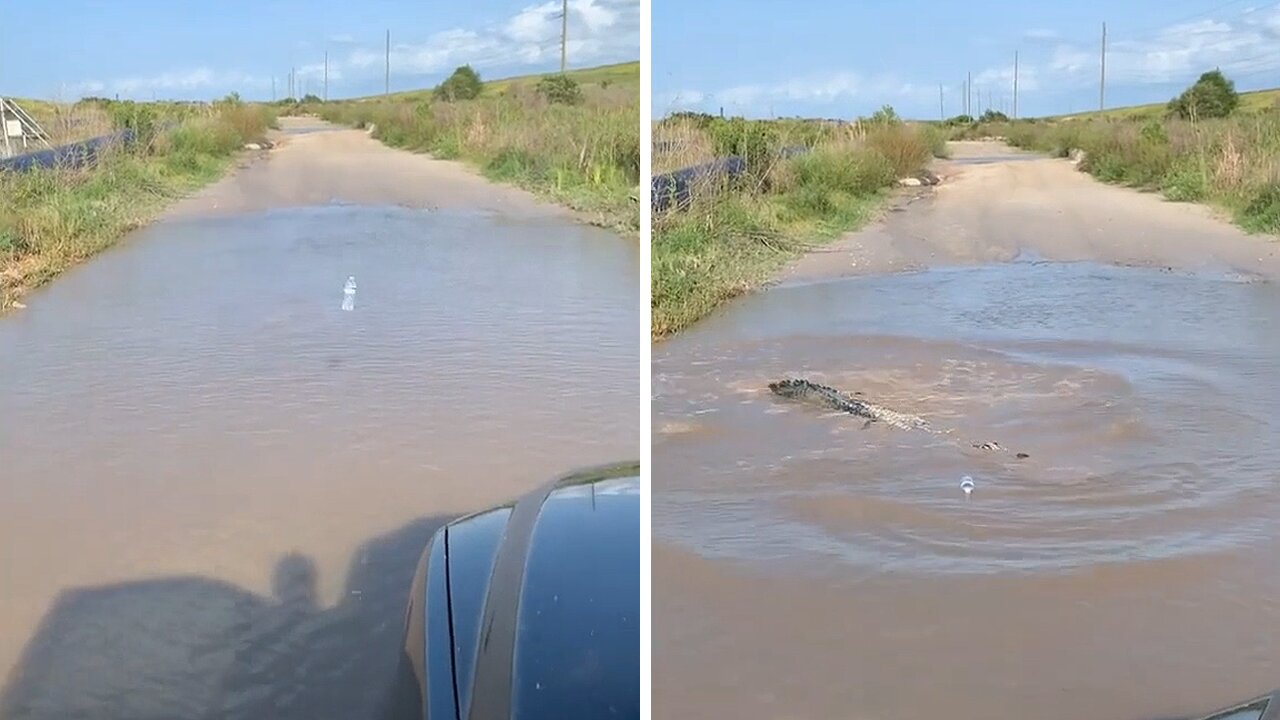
[434,65,483,102]
[1168,69,1239,120]
[301,93,322,104]
[536,74,583,105]
[979,109,1009,123]
[868,105,901,125]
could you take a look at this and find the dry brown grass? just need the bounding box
[652,118,717,174]
[11,101,113,146]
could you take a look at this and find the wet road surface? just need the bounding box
[654,260,1280,720]
[0,132,638,718]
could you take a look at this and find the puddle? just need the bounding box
[0,205,638,718]
[653,261,1280,720]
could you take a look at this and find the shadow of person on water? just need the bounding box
[0,515,453,720]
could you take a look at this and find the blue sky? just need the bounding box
[655,0,1280,119]
[1,0,638,101]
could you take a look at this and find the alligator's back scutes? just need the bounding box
[767,378,931,432]
[767,377,1028,458]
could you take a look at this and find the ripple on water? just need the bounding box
[653,262,1280,577]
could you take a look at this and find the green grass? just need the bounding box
[309,61,639,234]
[652,117,938,338]
[364,61,639,103]
[1051,87,1280,122]
[1,101,275,310]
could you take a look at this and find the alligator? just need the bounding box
[768,378,932,431]
[768,377,1028,458]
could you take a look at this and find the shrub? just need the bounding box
[108,102,159,147]
[1161,157,1208,202]
[1169,70,1239,120]
[668,111,717,128]
[1238,183,1280,233]
[537,74,583,105]
[708,118,779,177]
[980,109,1010,123]
[790,144,896,195]
[868,105,901,125]
[434,65,483,101]
[865,123,931,176]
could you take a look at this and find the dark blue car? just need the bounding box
[386,462,640,720]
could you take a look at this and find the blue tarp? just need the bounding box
[0,129,135,173]
[651,156,747,213]
[650,145,812,212]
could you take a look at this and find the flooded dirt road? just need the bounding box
[0,120,638,719]
[782,140,1280,283]
[653,146,1280,720]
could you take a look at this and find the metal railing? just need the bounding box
[0,98,53,159]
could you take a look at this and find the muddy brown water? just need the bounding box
[0,205,638,719]
[653,261,1280,720]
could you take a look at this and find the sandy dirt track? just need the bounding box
[781,140,1280,283]
[167,116,567,220]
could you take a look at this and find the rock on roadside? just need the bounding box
[898,169,941,187]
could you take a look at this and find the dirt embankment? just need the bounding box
[167,116,568,220]
[780,140,1280,283]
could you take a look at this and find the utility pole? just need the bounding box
[1100,21,1107,111]
[1013,49,1024,119]
[324,51,329,101]
[939,83,945,120]
[385,29,391,96]
[560,0,569,73]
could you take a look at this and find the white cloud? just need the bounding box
[346,0,637,77]
[672,2,1280,117]
[71,68,269,98]
[974,64,1040,93]
[72,0,637,99]
[1017,2,1280,91]
[666,71,934,116]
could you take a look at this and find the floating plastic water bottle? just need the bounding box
[960,476,975,497]
[342,275,356,312]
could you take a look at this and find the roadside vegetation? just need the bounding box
[944,71,1280,236]
[298,61,640,234]
[1,96,275,310]
[651,107,944,338]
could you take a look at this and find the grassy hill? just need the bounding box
[1052,87,1279,121]
[361,60,638,103]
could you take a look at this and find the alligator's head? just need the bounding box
[768,378,806,397]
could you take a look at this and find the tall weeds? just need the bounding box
[1,101,277,309]
[652,116,939,337]
[316,83,639,233]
